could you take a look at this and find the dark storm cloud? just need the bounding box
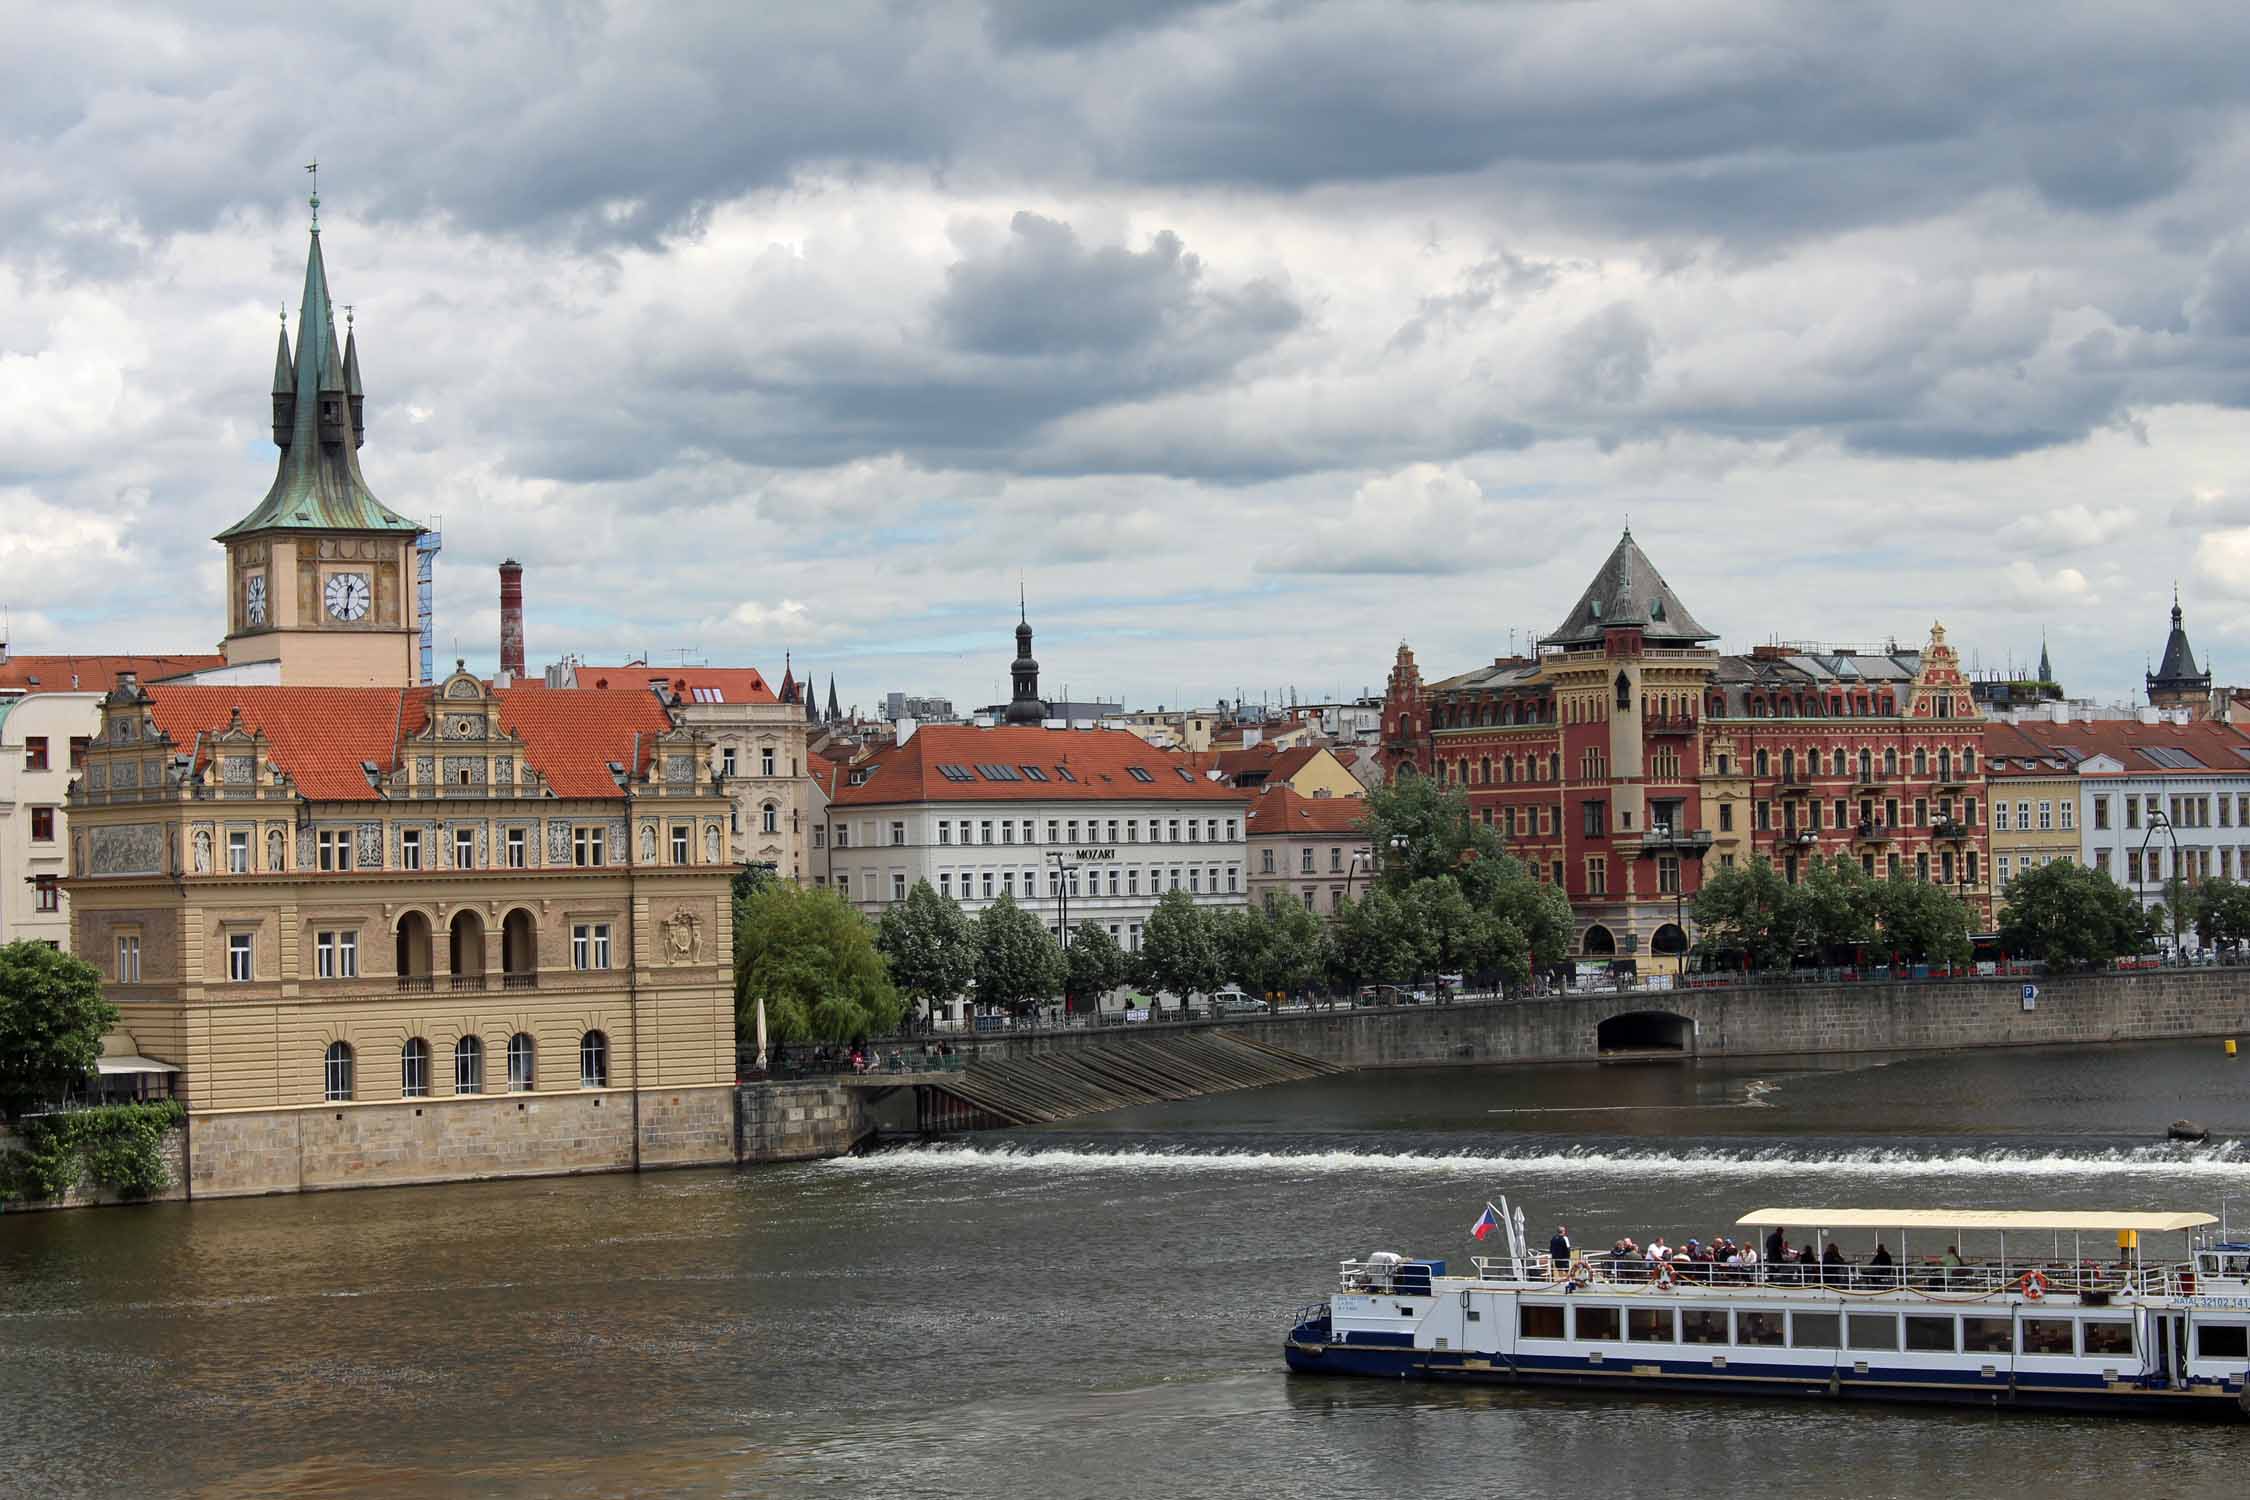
[978,0,1223,50]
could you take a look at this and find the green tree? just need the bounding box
[876,880,975,1025]
[1330,885,1428,991]
[1257,894,1332,998]
[973,893,1063,1016]
[2193,877,2250,952]
[1142,887,1224,1001]
[1998,861,2149,970]
[1873,877,1975,965]
[733,882,904,1045]
[0,942,117,1120]
[2156,875,2200,954]
[1066,919,1126,1006]
[1489,863,1573,977]
[1690,857,1804,971]
[1795,856,1878,958]
[1360,775,1512,904]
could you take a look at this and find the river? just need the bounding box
[4,1038,2248,1498]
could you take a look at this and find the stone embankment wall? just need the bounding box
[975,968,2250,1070]
[736,1083,873,1162]
[0,1126,188,1213]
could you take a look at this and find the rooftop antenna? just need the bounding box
[305,159,320,230]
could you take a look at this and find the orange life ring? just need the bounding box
[2017,1270,2049,1301]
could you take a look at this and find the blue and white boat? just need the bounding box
[1284,1200,2250,1418]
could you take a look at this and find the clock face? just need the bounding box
[244,574,267,625]
[324,572,372,622]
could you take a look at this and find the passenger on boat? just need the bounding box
[1550,1226,1572,1263]
[1765,1228,1788,1264]
[1822,1241,1849,1285]
[1868,1241,1894,1286]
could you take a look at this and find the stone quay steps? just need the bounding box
[928,1030,1345,1128]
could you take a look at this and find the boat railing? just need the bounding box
[1539,1255,2200,1298]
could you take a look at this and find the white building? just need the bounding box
[1,654,224,949]
[825,722,1249,952]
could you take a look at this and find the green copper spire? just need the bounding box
[219,214,421,539]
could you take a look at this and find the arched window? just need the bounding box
[580,1030,610,1089]
[1755,750,1770,777]
[1615,672,1632,710]
[396,911,434,982]
[1913,748,1928,776]
[1480,756,1492,785]
[760,802,779,834]
[324,1041,354,1102]
[1937,749,1952,781]
[449,909,485,980]
[401,1037,430,1098]
[503,909,538,984]
[454,1035,484,1095]
[1962,748,1976,775]
[1883,748,1899,776]
[507,1032,536,1092]
[1583,924,1617,957]
[1716,753,1731,775]
[1858,749,1872,781]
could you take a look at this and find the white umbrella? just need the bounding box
[755,997,769,1071]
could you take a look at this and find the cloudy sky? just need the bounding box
[9,1,2250,713]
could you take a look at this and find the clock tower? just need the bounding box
[217,200,427,687]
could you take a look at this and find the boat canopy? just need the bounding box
[1735,1208,2217,1234]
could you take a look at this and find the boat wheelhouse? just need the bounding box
[1284,1202,2250,1419]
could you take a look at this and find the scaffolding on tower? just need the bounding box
[417,520,442,684]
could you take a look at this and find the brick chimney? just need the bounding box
[498,559,525,679]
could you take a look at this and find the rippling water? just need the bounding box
[4,1038,2249,1498]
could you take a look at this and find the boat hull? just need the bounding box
[1283,1340,2249,1420]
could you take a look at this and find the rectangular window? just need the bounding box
[1737,1311,1785,1347]
[1993,800,2009,828]
[1226,866,1237,894]
[2060,800,2074,831]
[1126,819,1139,843]
[721,747,738,776]
[2093,797,2109,830]
[1718,802,1734,832]
[663,825,685,864]
[318,829,350,871]
[2095,847,2112,875]
[833,824,849,849]
[457,828,478,868]
[938,871,953,898]
[223,830,247,873]
[891,821,907,847]
[1755,801,1770,831]
[116,934,141,983]
[1586,857,1606,896]
[761,747,776,777]
[2019,1318,2076,1356]
[33,874,60,912]
[2037,800,2052,830]
[1657,854,1680,895]
[1301,847,1315,873]
[22,736,47,771]
[939,822,953,846]
[980,820,994,845]
[1128,868,1141,896]
[1627,1307,1675,1342]
[1519,1304,1567,1340]
[1581,801,1605,837]
[2195,1324,2248,1360]
[227,932,254,982]
[1903,1316,1955,1353]
[1021,819,1033,844]
[506,827,527,868]
[316,929,359,979]
[1189,868,1201,893]
[892,873,906,901]
[401,828,423,870]
[571,923,612,971]
[568,827,598,867]
[1961,1317,2011,1354]
[2081,1320,2133,1357]
[30,806,57,842]
[1791,1312,1841,1349]
[981,872,995,899]
[1846,1314,1898,1351]
[1680,1309,1730,1345]
[1573,1305,1621,1341]
[1997,853,2011,884]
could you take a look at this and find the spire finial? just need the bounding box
[344,303,354,328]
[305,159,320,230]
[1019,573,1027,624]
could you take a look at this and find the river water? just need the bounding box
[5,1039,2250,1498]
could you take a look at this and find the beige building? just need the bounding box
[1243,785,1371,915]
[1982,723,2081,909]
[1198,743,1365,800]
[576,665,816,882]
[1,654,223,950]
[53,219,738,1196]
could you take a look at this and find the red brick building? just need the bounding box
[1381,530,1990,971]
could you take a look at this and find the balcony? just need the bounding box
[1640,825,1715,853]
[502,972,540,992]
[1778,829,1819,848]
[1932,819,1972,841]
[396,974,434,994]
[449,974,487,993]
[1853,821,1896,843]
[1645,713,1697,736]
[1853,775,1886,793]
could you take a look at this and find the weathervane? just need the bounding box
[305,159,320,229]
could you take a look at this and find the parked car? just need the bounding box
[1212,988,1269,1016]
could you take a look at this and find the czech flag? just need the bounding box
[1470,1205,1502,1241]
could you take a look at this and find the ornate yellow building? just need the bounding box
[60,217,739,1196]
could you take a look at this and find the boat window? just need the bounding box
[2020,1317,2075,1355]
[1960,1317,2011,1354]
[1519,1303,1566,1340]
[1904,1316,1956,1353]
[1574,1306,1621,1341]
[2197,1323,2249,1360]
[1791,1312,1840,1349]
[1846,1313,1897,1351]
[1737,1311,1785,1347]
[1627,1308,1676,1342]
[2081,1320,2133,1357]
[1681,1309,1730,1345]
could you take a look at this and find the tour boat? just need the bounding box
[1283,1200,2250,1418]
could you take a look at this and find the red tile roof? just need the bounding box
[830,724,1248,806]
[1243,784,1370,837]
[0,654,225,694]
[1210,743,1327,783]
[142,683,674,801]
[1985,717,2250,777]
[577,665,777,704]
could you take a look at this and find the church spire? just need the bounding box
[219,207,421,540]
[826,674,841,724]
[1004,599,1048,724]
[270,311,295,447]
[2037,631,2052,684]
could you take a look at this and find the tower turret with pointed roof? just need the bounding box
[2147,586,2214,715]
[1003,594,1049,725]
[826,674,841,725]
[218,194,427,688]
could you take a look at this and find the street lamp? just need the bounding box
[1048,849,1077,948]
[2139,812,2181,957]
[1346,849,1373,901]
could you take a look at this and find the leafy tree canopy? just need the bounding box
[1066,919,1126,1005]
[1690,857,1805,971]
[1141,887,1225,1000]
[876,880,975,1017]
[1998,861,2150,971]
[0,941,119,1120]
[973,893,1062,1015]
[734,882,904,1044]
[1360,775,1513,906]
